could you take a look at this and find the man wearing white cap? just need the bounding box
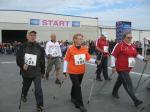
[95,32,111,81]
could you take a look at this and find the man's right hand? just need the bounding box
[23,64,28,71]
[112,67,116,74]
[47,54,52,59]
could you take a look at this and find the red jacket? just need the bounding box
[96,38,109,57]
[111,41,138,72]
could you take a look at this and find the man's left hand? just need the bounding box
[143,58,149,62]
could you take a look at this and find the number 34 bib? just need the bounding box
[128,57,135,67]
[74,54,86,65]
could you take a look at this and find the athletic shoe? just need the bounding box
[134,100,143,107]
[21,95,27,103]
[55,79,61,85]
[37,105,44,112]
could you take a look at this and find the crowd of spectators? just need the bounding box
[1,40,149,56]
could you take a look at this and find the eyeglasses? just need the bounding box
[127,37,132,39]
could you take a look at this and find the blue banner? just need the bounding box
[116,21,131,42]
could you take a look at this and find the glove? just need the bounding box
[143,58,149,62]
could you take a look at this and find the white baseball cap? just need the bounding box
[102,32,108,38]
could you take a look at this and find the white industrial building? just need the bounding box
[0,10,99,43]
[0,10,150,43]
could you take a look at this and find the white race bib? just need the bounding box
[74,54,86,65]
[25,53,37,66]
[50,47,59,57]
[104,46,108,53]
[128,57,135,67]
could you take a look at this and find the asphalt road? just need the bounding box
[0,54,150,112]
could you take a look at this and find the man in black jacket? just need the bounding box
[16,31,45,112]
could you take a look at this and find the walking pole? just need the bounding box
[19,89,22,112]
[135,60,149,92]
[137,75,150,89]
[60,79,65,88]
[87,53,104,104]
[138,103,150,112]
[87,78,96,104]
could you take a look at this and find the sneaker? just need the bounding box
[96,78,103,81]
[146,85,150,89]
[71,98,76,104]
[112,93,120,99]
[79,106,87,112]
[37,105,44,112]
[55,79,61,85]
[134,100,143,107]
[106,77,112,81]
[21,95,27,103]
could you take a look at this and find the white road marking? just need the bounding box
[0,61,149,77]
[86,62,150,77]
[0,61,16,64]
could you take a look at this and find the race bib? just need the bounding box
[104,46,108,53]
[128,57,135,67]
[50,47,59,57]
[25,53,37,66]
[74,54,86,65]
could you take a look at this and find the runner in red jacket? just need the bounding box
[111,32,148,107]
[95,32,111,81]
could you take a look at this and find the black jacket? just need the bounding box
[16,42,45,78]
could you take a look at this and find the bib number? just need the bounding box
[50,47,59,57]
[128,57,135,67]
[74,54,86,65]
[104,46,108,53]
[25,53,37,66]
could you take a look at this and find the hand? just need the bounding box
[63,72,67,80]
[41,74,45,79]
[112,67,116,74]
[23,64,28,71]
[143,58,149,62]
[47,54,52,59]
[60,57,64,62]
[96,60,101,65]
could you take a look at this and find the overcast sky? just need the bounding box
[0,0,150,29]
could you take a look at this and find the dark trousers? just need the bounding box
[112,71,139,102]
[69,74,84,107]
[22,76,44,106]
[96,56,109,80]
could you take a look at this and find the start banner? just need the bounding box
[29,19,80,27]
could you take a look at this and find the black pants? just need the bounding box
[22,76,44,106]
[96,56,109,80]
[69,74,84,107]
[112,71,139,103]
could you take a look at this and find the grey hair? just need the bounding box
[122,32,131,39]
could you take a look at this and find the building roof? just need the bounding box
[0,9,98,20]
